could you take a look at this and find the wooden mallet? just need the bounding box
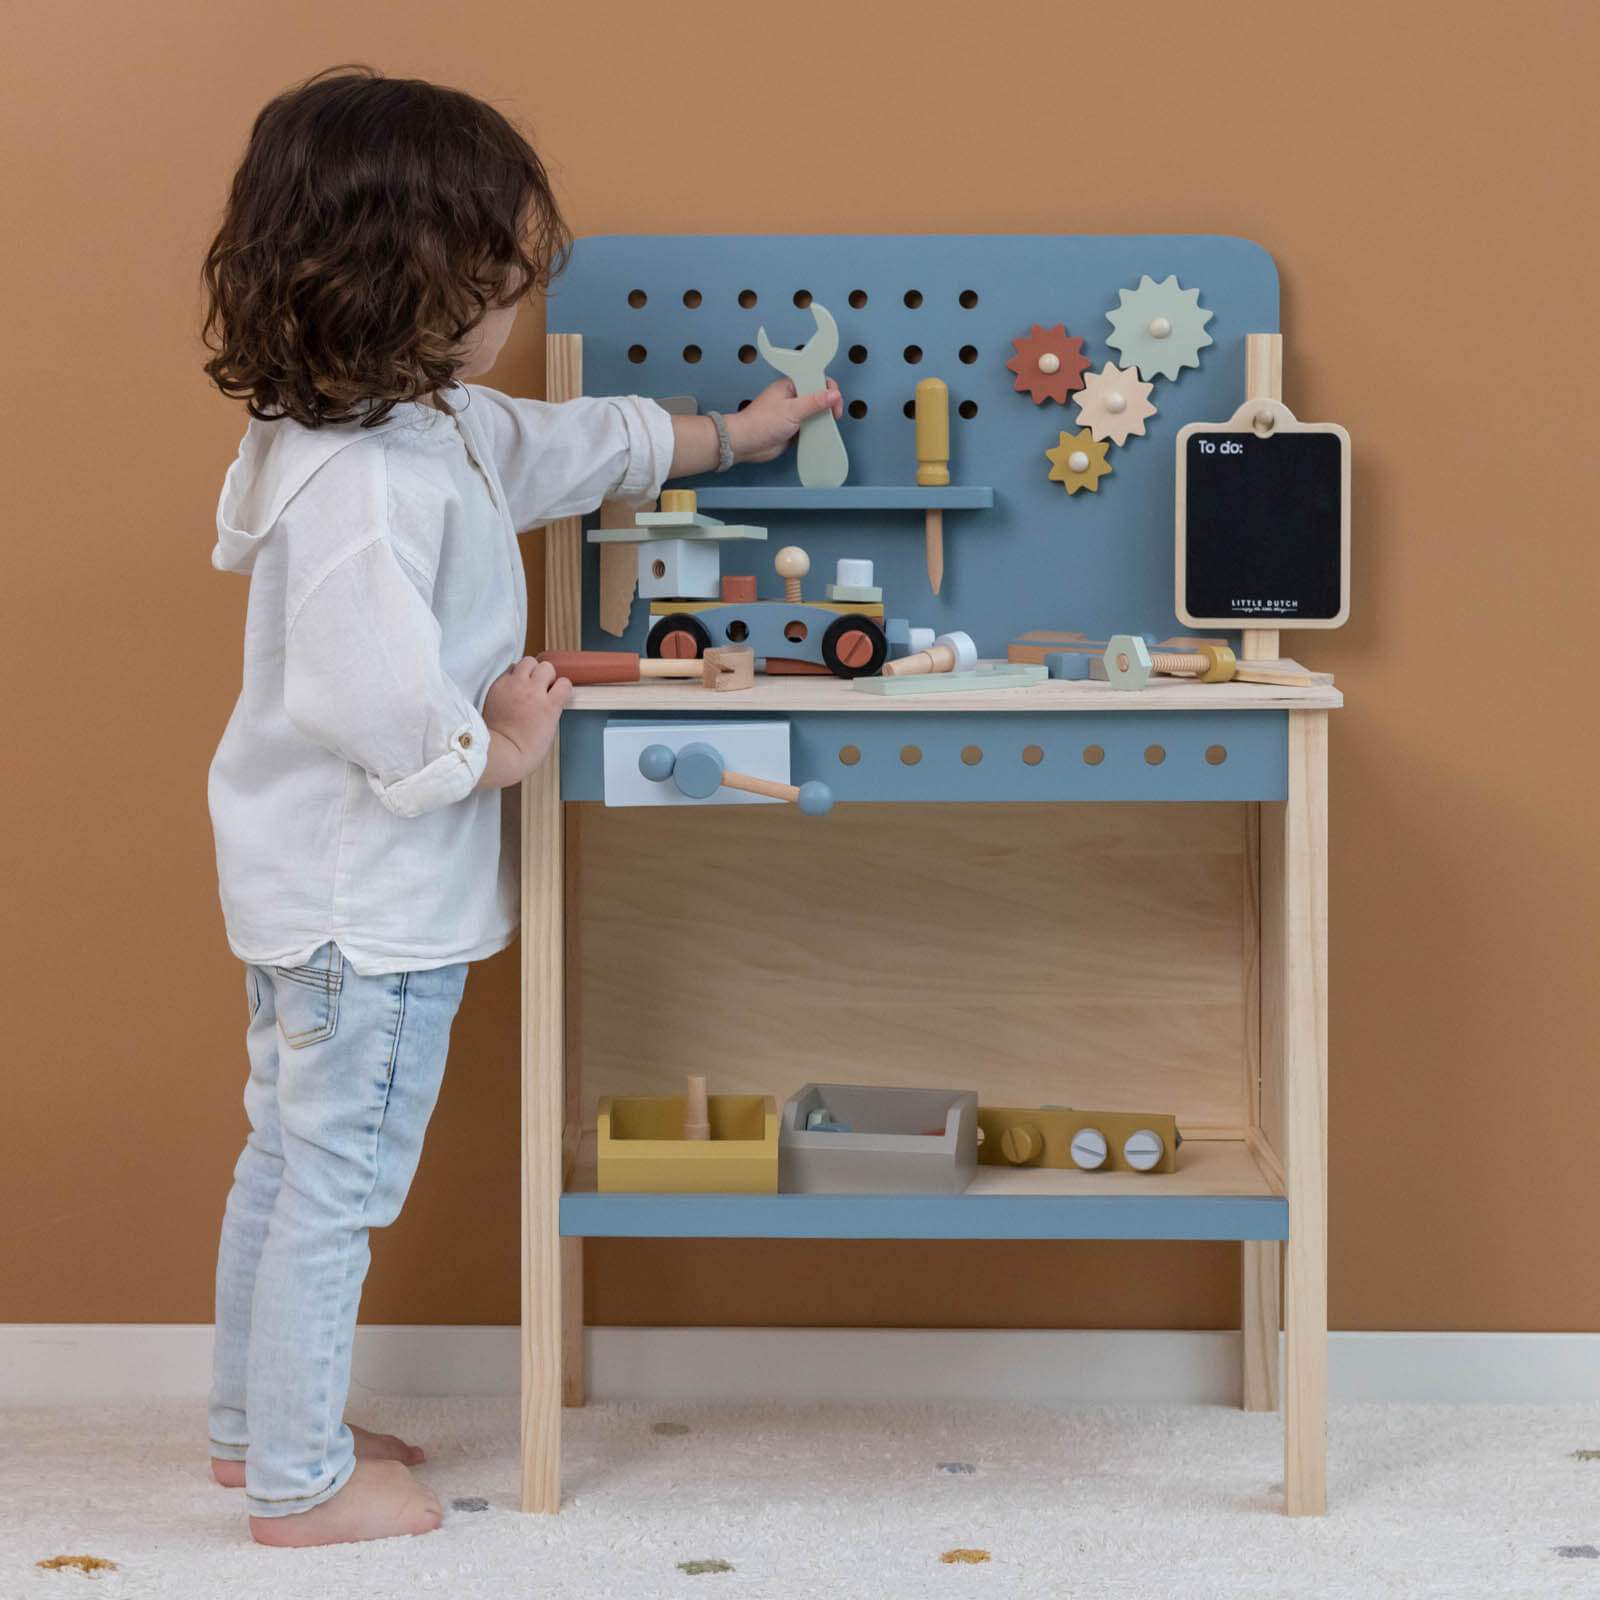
[537,647,753,691]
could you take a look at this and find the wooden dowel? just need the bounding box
[719,770,802,803]
[1241,333,1283,663]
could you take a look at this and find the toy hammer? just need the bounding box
[536,647,754,691]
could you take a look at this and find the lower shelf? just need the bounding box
[560,1138,1286,1241]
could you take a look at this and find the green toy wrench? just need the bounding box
[755,301,849,489]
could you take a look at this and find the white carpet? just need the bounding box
[4,1395,1599,1598]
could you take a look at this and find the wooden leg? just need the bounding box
[1241,1240,1281,1411]
[561,805,585,1409]
[520,753,564,1513]
[1277,711,1329,1515]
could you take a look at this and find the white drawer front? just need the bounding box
[602,721,791,807]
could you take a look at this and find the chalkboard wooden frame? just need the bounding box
[1175,397,1351,630]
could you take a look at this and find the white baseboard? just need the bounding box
[5,1325,1598,1405]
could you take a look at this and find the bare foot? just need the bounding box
[211,1423,425,1488]
[249,1458,441,1547]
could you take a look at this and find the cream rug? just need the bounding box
[4,1396,1598,1597]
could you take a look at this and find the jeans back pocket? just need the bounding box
[272,944,343,1049]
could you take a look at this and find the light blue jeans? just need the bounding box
[207,942,467,1517]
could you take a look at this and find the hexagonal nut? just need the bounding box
[1103,634,1152,691]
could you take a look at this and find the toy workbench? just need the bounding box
[520,235,1339,1518]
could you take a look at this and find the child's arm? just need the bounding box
[282,533,497,817]
[460,377,845,530]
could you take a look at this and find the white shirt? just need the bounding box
[207,382,674,975]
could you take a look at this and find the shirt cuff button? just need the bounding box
[460,732,473,749]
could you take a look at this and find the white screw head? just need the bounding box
[1067,451,1090,474]
[1070,1127,1108,1170]
[1105,390,1127,413]
[1148,316,1172,339]
[1037,351,1061,374]
[1123,1129,1165,1171]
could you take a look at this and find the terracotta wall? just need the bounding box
[4,0,1595,1333]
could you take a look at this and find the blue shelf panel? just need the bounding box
[561,1191,1288,1242]
[691,485,994,512]
[562,709,1287,804]
[550,234,1280,658]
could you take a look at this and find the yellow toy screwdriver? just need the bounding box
[915,376,949,594]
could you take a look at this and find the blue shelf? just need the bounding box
[560,1191,1287,1242]
[690,485,995,512]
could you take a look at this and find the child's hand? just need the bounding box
[476,657,571,788]
[727,378,844,464]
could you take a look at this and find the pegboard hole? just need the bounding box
[847,400,868,420]
[650,559,666,580]
[726,620,749,643]
[903,289,923,308]
[959,289,979,309]
[682,345,702,364]
[738,344,757,364]
[627,289,647,308]
[899,744,922,766]
[848,289,869,309]
[958,345,978,364]
[793,289,813,308]
[958,400,978,420]
[1022,745,1044,766]
[838,745,862,766]
[903,400,916,419]
[1145,745,1167,766]
[627,344,647,364]
[682,289,702,308]
[903,345,923,364]
[738,289,758,309]
[784,620,809,643]
[960,745,983,767]
[1082,745,1105,766]
[848,344,868,364]
[1205,744,1228,766]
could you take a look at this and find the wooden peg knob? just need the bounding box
[776,545,810,603]
[660,489,698,514]
[684,1075,710,1141]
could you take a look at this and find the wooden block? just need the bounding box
[977,1105,1180,1174]
[852,662,1047,696]
[701,645,755,691]
[637,540,720,600]
[721,574,758,603]
[826,583,884,603]
[659,489,698,515]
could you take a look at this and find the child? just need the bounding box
[200,66,839,1548]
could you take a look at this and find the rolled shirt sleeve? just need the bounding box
[462,386,677,528]
[282,538,491,819]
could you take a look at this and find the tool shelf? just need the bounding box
[523,233,1332,1522]
[690,485,994,512]
[561,1134,1286,1241]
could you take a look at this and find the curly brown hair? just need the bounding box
[202,66,569,428]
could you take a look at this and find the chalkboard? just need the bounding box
[1175,398,1350,629]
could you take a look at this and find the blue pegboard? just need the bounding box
[547,235,1278,658]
